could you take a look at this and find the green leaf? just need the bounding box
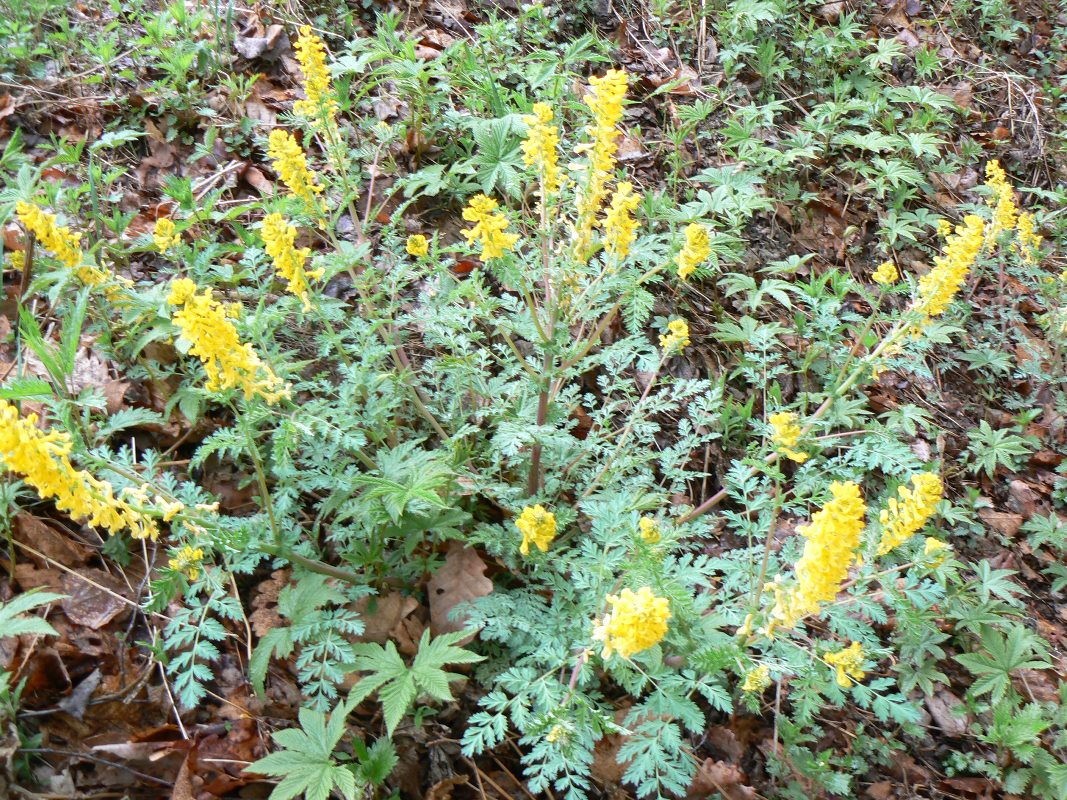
[0,589,65,638]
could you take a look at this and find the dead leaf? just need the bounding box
[977,510,1023,538]
[234,25,288,60]
[426,543,493,642]
[924,690,969,736]
[687,759,757,800]
[352,592,421,644]
[242,165,274,195]
[425,775,468,800]
[14,513,92,568]
[60,569,130,630]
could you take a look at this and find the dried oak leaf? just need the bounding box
[426,542,493,643]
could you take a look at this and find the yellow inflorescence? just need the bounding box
[0,401,161,539]
[522,102,561,202]
[574,69,628,258]
[871,261,898,285]
[984,160,1018,246]
[1015,212,1042,263]
[516,504,556,556]
[676,223,711,281]
[153,218,181,253]
[16,202,109,285]
[292,26,337,132]
[462,195,519,260]
[825,641,866,687]
[769,481,867,631]
[876,472,943,555]
[267,130,325,209]
[169,545,205,581]
[638,516,661,543]
[592,586,671,659]
[168,278,287,403]
[406,234,429,257]
[8,251,24,272]
[602,182,641,259]
[769,411,808,464]
[742,664,771,693]
[923,536,951,567]
[659,318,690,353]
[261,213,322,310]
[911,214,984,321]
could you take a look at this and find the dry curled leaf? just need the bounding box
[426,542,493,643]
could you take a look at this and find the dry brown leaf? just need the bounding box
[687,759,757,800]
[352,592,421,644]
[14,513,92,568]
[60,569,130,630]
[426,542,493,642]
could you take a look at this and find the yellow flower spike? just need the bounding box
[602,181,641,259]
[167,277,288,404]
[516,504,556,556]
[983,160,1018,247]
[0,401,160,540]
[522,102,561,202]
[911,214,984,321]
[153,217,181,253]
[15,201,109,286]
[769,411,808,463]
[168,545,205,581]
[292,26,337,132]
[659,318,690,353]
[8,251,24,272]
[406,234,429,257]
[676,223,711,281]
[1015,212,1042,263]
[574,69,628,259]
[770,481,867,630]
[876,472,943,555]
[267,129,325,210]
[871,261,899,286]
[638,516,661,544]
[923,536,951,566]
[592,586,671,659]
[742,664,771,693]
[261,213,322,310]
[824,641,866,688]
[461,194,518,260]
[936,219,953,240]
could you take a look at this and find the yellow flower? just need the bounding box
[983,160,1018,247]
[406,234,429,257]
[742,664,771,693]
[516,504,556,555]
[153,217,181,253]
[574,69,628,259]
[8,251,24,271]
[168,545,205,581]
[1015,212,1042,263]
[292,26,337,131]
[602,182,641,258]
[267,130,325,211]
[676,223,711,281]
[15,202,108,285]
[911,214,984,320]
[168,278,287,403]
[522,102,561,201]
[659,318,690,353]
[1059,269,1067,283]
[769,411,808,464]
[0,401,159,539]
[638,516,661,543]
[592,586,670,659]
[770,481,867,630]
[824,641,866,687]
[545,724,564,744]
[871,261,898,285]
[876,472,943,555]
[261,213,322,310]
[936,219,953,240]
[462,195,518,260]
[923,536,951,566]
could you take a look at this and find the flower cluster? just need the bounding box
[592,586,671,659]
[911,214,984,321]
[825,641,866,687]
[924,536,951,566]
[521,102,561,202]
[876,472,943,555]
[742,664,771,693]
[169,545,205,581]
[871,261,898,285]
[516,504,556,555]
[1015,212,1042,263]
[769,481,867,631]
[0,401,160,539]
[16,202,108,285]
[153,217,180,253]
[659,318,690,353]
[462,195,518,260]
[167,278,287,403]
[984,160,1018,246]
[574,69,628,258]
[406,234,429,257]
[261,213,322,310]
[268,130,325,210]
[769,411,808,463]
[676,223,711,281]
[292,26,337,132]
[602,182,641,258]
[638,516,661,543]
